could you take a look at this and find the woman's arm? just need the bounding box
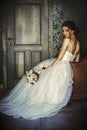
[75,52,80,62]
[74,41,80,62]
[57,38,69,60]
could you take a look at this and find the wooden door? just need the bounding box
[5,0,48,88]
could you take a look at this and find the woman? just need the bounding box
[0,21,80,120]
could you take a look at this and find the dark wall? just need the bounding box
[61,0,87,58]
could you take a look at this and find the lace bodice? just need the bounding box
[62,51,75,62]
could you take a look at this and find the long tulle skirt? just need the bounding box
[0,58,73,120]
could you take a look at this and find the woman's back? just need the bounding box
[67,39,80,56]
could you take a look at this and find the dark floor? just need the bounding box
[0,89,87,130]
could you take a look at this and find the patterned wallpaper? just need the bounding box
[49,0,69,57]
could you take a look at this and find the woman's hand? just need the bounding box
[38,67,46,74]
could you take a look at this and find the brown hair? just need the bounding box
[62,21,79,35]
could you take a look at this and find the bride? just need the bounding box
[0,20,80,120]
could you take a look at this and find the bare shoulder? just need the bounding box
[63,38,70,45]
[63,38,70,42]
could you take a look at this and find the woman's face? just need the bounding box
[62,26,74,38]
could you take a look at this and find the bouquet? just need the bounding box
[26,69,39,85]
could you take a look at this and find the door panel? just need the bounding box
[15,4,40,45]
[15,52,24,78]
[6,0,48,88]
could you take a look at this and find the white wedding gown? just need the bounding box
[0,51,75,120]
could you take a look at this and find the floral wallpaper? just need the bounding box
[49,0,69,57]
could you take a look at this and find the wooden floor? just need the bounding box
[0,89,87,130]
